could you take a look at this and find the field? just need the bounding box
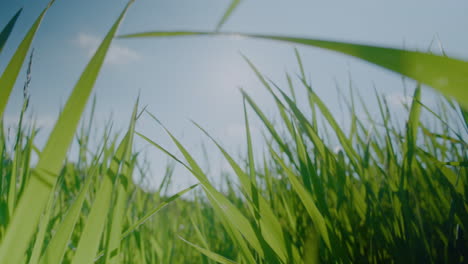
[0,1,467,263]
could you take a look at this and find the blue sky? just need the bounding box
[1,0,467,191]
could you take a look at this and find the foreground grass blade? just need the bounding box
[28,184,56,264]
[39,162,100,264]
[179,236,238,264]
[0,2,53,118]
[0,8,22,54]
[215,0,242,31]
[119,31,468,108]
[0,1,133,262]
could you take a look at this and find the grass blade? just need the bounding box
[27,183,56,264]
[179,236,238,264]
[71,122,134,264]
[119,31,468,108]
[121,184,199,239]
[0,8,22,54]
[270,147,331,252]
[103,101,138,264]
[0,2,53,118]
[143,114,265,259]
[38,161,101,264]
[215,0,242,31]
[193,121,290,263]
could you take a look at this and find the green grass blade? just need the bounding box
[241,90,294,162]
[270,147,331,251]
[145,116,265,258]
[167,137,265,257]
[179,236,238,264]
[0,8,22,54]
[191,122,252,193]
[459,105,468,131]
[269,84,329,160]
[28,184,55,264]
[243,99,258,209]
[121,184,199,239]
[298,79,362,173]
[407,86,422,149]
[243,102,290,262]
[38,162,100,264]
[241,54,274,93]
[294,47,306,82]
[0,2,133,262]
[193,121,290,263]
[94,183,199,262]
[215,0,242,31]
[0,2,52,118]
[103,101,138,264]
[402,86,422,189]
[72,121,134,264]
[242,55,296,138]
[444,161,468,167]
[71,159,118,263]
[120,31,468,108]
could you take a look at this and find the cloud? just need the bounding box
[76,33,140,65]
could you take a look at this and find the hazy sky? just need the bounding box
[1,0,467,191]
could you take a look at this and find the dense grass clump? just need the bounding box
[0,112,197,264]
[140,55,467,263]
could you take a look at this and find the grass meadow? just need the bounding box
[0,1,467,263]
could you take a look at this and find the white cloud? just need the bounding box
[76,33,140,65]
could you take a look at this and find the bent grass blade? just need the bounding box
[119,31,468,108]
[179,236,238,264]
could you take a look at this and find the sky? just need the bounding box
[1,0,468,192]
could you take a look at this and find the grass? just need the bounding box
[138,54,467,263]
[0,0,467,263]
